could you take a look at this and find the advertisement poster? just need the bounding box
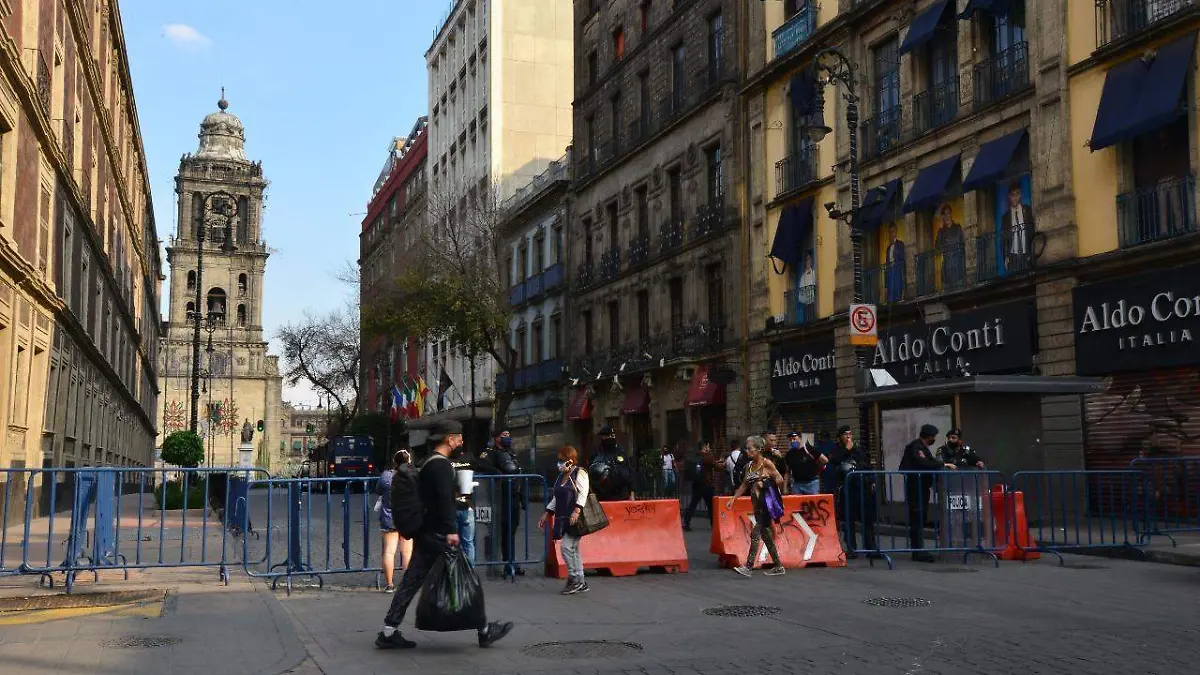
[794,223,817,322]
[930,198,966,291]
[992,173,1034,276]
[877,219,907,303]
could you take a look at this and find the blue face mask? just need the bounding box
[500,437,512,449]
[790,440,801,450]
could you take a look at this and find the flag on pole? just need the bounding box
[437,367,454,411]
[390,386,403,422]
[416,376,431,417]
[402,375,420,419]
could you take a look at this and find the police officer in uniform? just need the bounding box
[900,424,957,562]
[449,436,491,568]
[938,429,985,469]
[479,428,526,576]
[590,425,635,501]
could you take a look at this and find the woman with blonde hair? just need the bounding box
[539,445,591,595]
[376,447,414,593]
[726,435,787,578]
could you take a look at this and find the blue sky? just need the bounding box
[122,0,447,404]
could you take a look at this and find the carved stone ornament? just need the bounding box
[622,186,631,204]
[686,144,698,166]
[595,203,605,219]
[653,166,663,187]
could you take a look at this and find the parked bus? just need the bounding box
[303,435,376,490]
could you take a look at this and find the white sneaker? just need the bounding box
[733,566,752,577]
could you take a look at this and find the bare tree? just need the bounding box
[364,177,519,425]
[277,303,363,433]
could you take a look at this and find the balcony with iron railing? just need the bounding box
[508,281,527,307]
[974,228,1036,283]
[628,233,651,266]
[543,262,566,292]
[911,77,961,137]
[693,198,727,239]
[972,42,1030,111]
[1096,0,1196,50]
[863,261,907,306]
[784,285,818,326]
[599,247,622,280]
[775,146,819,198]
[915,241,967,298]
[577,261,595,288]
[629,115,654,148]
[526,270,545,299]
[671,322,726,358]
[861,105,903,160]
[659,218,684,254]
[1116,175,1198,248]
[772,5,816,61]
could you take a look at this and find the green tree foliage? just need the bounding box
[161,430,205,468]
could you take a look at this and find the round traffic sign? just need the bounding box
[851,305,876,334]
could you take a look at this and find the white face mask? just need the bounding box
[557,461,570,472]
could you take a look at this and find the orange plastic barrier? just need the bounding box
[990,485,1041,561]
[710,494,846,569]
[545,499,689,579]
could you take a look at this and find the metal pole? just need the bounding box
[470,348,477,446]
[190,196,205,434]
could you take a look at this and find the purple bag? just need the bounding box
[764,483,784,523]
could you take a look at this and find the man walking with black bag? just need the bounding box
[376,420,513,650]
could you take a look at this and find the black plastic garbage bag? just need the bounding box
[415,548,486,632]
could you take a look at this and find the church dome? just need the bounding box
[196,92,248,161]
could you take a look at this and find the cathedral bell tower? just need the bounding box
[158,93,284,470]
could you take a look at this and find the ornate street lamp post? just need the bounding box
[189,190,236,433]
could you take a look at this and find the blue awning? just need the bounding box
[900,0,952,55]
[856,179,902,232]
[962,129,1026,192]
[903,156,961,213]
[1091,33,1196,152]
[769,197,814,271]
[957,0,1012,19]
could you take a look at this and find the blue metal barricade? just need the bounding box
[473,474,548,579]
[1,467,271,593]
[241,476,376,594]
[1129,457,1200,546]
[842,470,1005,568]
[1009,470,1145,564]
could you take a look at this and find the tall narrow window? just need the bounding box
[610,92,623,141]
[671,44,687,107]
[637,71,651,131]
[187,270,197,290]
[237,304,247,327]
[635,186,649,238]
[668,168,683,222]
[532,320,544,363]
[607,300,620,348]
[552,223,563,263]
[583,310,594,354]
[607,202,619,250]
[38,187,51,274]
[637,290,650,342]
[517,325,527,367]
[518,241,529,280]
[583,218,594,265]
[706,264,724,326]
[707,12,724,81]
[873,37,901,154]
[237,273,247,294]
[613,27,625,61]
[640,1,650,32]
[706,145,723,204]
[669,277,684,330]
[533,231,546,271]
[552,313,563,358]
[587,50,598,86]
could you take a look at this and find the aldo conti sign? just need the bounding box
[1074,264,1200,375]
[770,340,837,403]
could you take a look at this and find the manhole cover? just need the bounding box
[925,567,979,574]
[863,597,932,608]
[522,641,643,660]
[101,635,181,649]
[1061,563,1108,570]
[703,605,781,617]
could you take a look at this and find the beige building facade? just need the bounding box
[2,1,162,516]
[157,96,284,471]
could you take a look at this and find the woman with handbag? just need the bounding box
[539,446,593,595]
[725,436,787,578]
[376,448,414,593]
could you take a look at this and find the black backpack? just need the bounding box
[390,456,444,539]
[732,451,752,486]
[684,455,703,482]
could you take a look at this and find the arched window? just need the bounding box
[206,288,227,324]
[237,304,247,327]
[185,301,195,315]
[187,270,196,289]
[238,273,248,294]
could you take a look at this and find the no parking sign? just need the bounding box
[849,303,878,347]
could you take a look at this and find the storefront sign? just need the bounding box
[770,340,837,403]
[1074,264,1200,375]
[873,301,1035,383]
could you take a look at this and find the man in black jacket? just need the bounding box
[479,428,526,575]
[938,428,985,469]
[376,420,513,650]
[828,425,877,558]
[590,425,635,501]
[900,424,957,562]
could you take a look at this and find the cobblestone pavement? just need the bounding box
[278,542,1200,675]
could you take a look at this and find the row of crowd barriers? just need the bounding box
[239,474,546,593]
[840,458,1200,568]
[0,467,548,594]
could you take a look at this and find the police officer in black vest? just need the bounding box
[479,428,526,575]
[938,428,986,469]
[590,425,635,501]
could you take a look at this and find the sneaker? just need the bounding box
[733,565,752,578]
[375,630,416,649]
[682,524,693,532]
[577,581,590,593]
[478,621,514,648]
[764,565,786,576]
[383,584,395,593]
[561,580,581,595]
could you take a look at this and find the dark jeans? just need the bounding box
[905,477,934,551]
[684,482,715,525]
[383,535,486,633]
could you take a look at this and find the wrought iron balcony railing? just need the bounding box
[693,199,726,239]
[972,42,1030,111]
[628,234,651,266]
[772,5,816,61]
[508,281,526,306]
[671,322,726,358]
[1096,0,1196,49]
[576,261,595,288]
[599,247,622,280]
[863,261,907,306]
[914,241,967,298]
[911,77,960,137]
[784,285,818,326]
[543,262,566,292]
[1116,175,1198,248]
[658,218,684,254]
[975,228,1035,284]
[775,147,819,197]
[526,270,545,299]
[861,105,903,160]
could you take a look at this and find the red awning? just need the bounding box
[566,388,593,421]
[620,387,650,415]
[687,365,727,407]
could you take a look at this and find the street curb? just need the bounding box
[1072,546,1200,568]
[252,582,311,675]
[0,588,166,613]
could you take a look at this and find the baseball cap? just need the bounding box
[428,419,464,442]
